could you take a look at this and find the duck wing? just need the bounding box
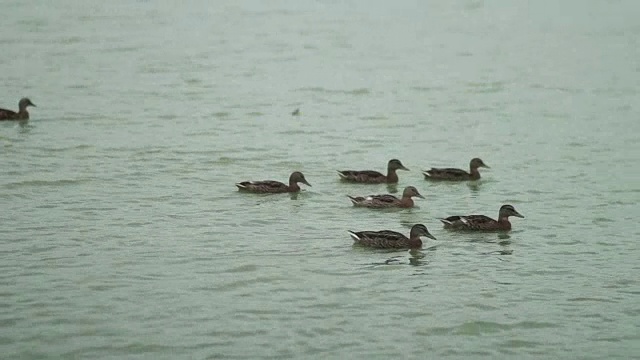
[0,108,18,120]
[423,167,470,180]
[348,194,400,208]
[348,229,409,248]
[371,194,399,202]
[459,215,499,230]
[337,170,386,183]
[236,180,288,193]
[441,214,496,230]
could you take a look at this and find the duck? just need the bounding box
[236,171,311,193]
[348,223,436,249]
[423,157,489,181]
[338,159,409,184]
[347,186,424,208]
[0,98,36,121]
[440,204,524,231]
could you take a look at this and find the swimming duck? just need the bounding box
[236,171,311,193]
[0,98,36,121]
[423,158,489,181]
[440,204,524,231]
[338,159,409,184]
[347,186,424,208]
[348,223,436,249]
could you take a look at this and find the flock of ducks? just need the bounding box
[236,158,524,250]
[0,97,524,249]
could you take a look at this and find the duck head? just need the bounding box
[388,159,409,171]
[402,186,425,199]
[499,204,524,219]
[410,223,437,240]
[470,158,489,169]
[289,171,311,187]
[19,98,36,111]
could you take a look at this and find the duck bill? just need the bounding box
[416,194,425,199]
[302,180,312,187]
[513,211,524,218]
[30,103,36,107]
[400,166,410,171]
[425,233,437,240]
[482,164,490,168]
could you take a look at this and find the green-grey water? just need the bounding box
[2,1,639,359]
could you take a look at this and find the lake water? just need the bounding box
[1,1,639,359]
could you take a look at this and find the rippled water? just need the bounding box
[2,1,639,359]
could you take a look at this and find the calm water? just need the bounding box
[1,1,639,359]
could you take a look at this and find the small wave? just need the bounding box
[297,87,371,95]
[359,115,388,121]
[36,144,93,152]
[567,297,617,303]
[4,179,90,189]
[211,112,230,118]
[277,129,324,135]
[466,81,505,93]
[420,320,557,337]
[411,85,446,92]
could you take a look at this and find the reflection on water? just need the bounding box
[481,250,514,256]
[467,181,482,192]
[18,122,32,133]
[408,250,427,266]
[376,250,430,267]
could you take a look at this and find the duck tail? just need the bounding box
[346,195,359,204]
[347,231,360,242]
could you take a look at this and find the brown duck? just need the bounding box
[0,98,36,121]
[348,224,436,249]
[236,171,311,193]
[440,204,524,231]
[338,159,409,184]
[347,186,424,208]
[423,158,489,181]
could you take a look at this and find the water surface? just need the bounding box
[1,1,639,359]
